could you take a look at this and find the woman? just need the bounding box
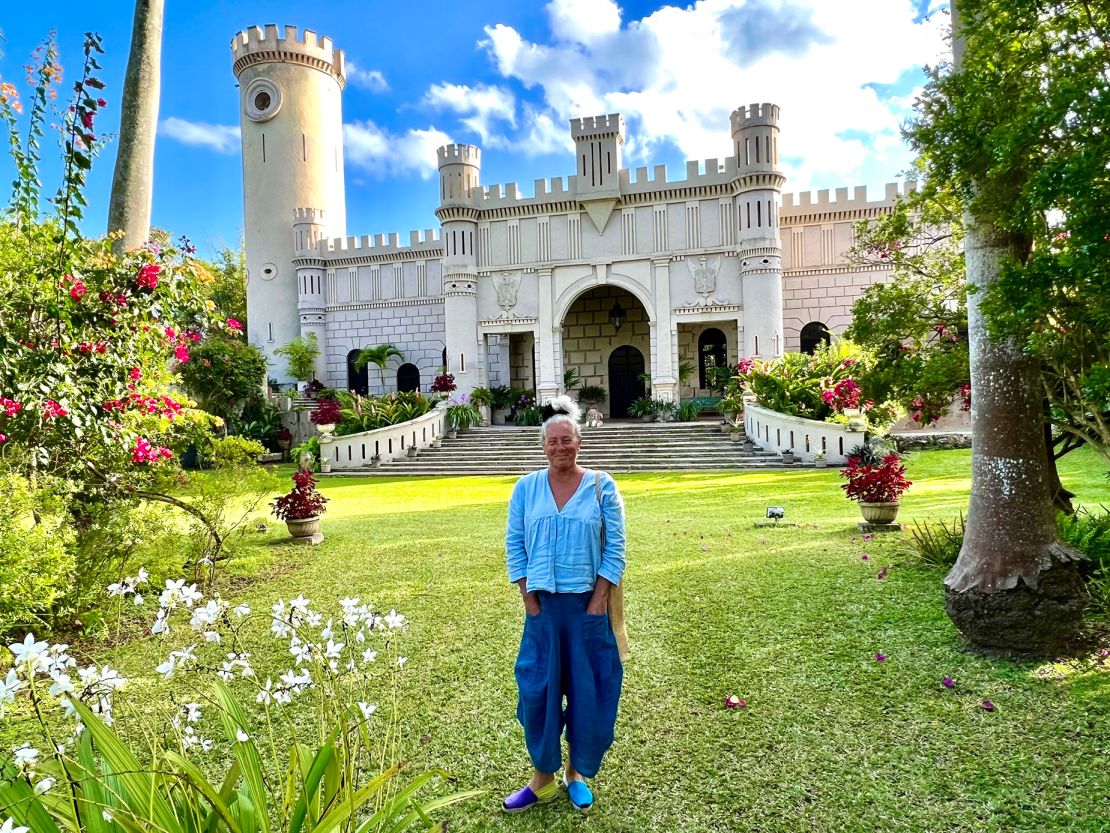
[503,395,626,813]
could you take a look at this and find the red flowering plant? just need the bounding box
[310,397,342,425]
[271,468,329,521]
[430,373,457,394]
[840,441,912,504]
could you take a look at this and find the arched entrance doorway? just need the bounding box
[397,363,420,392]
[800,321,831,354]
[698,327,728,388]
[559,284,650,416]
[608,346,646,417]
[347,350,368,395]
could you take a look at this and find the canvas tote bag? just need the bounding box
[596,471,630,661]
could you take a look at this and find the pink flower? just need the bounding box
[174,345,190,363]
[164,326,176,340]
[129,367,141,381]
[862,534,874,542]
[135,262,160,289]
[226,318,243,331]
[67,278,87,301]
[875,652,886,662]
[942,677,955,689]
[42,400,68,419]
[876,566,889,580]
[980,699,996,712]
[0,434,5,443]
[132,437,173,464]
[96,97,107,107]
[1,397,22,418]
[724,695,746,709]
[860,553,869,561]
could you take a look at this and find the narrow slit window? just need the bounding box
[261,133,266,162]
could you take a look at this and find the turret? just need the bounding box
[571,113,624,232]
[292,207,327,382]
[730,102,785,359]
[232,24,347,384]
[435,144,482,394]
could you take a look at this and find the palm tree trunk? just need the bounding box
[107,0,164,254]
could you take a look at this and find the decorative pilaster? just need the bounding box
[535,268,559,403]
[651,257,678,400]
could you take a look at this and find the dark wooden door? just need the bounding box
[608,345,646,417]
[347,351,369,395]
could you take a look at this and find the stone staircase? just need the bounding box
[343,420,793,477]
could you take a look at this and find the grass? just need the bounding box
[10,447,1110,832]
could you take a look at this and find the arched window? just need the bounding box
[347,350,368,395]
[800,322,831,355]
[698,328,728,389]
[397,363,420,393]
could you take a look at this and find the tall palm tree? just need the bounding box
[107,0,164,254]
[355,344,405,392]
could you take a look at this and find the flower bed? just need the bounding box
[321,404,445,470]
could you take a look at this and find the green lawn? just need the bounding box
[13,448,1110,832]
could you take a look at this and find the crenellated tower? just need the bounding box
[435,144,482,393]
[570,113,624,233]
[231,24,347,382]
[292,208,328,382]
[730,102,785,359]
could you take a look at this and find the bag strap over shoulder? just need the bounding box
[596,470,630,660]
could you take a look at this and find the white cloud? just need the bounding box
[347,61,389,92]
[344,120,453,179]
[422,82,516,143]
[478,0,948,191]
[159,117,240,153]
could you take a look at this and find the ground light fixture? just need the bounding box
[609,300,626,333]
[755,505,797,528]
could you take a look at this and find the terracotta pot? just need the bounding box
[286,516,321,538]
[859,502,900,524]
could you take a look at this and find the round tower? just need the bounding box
[435,144,482,393]
[231,24,347,383]
[730,102,785,359]
[293,208,328,382]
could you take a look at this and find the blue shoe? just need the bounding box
[563,775,593,810]
[502,780,559,813]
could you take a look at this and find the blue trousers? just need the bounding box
[514,591,623,778]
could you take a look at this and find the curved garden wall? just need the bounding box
[321,406,445,471]
[744,402,862,464]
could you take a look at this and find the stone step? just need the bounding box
[334,461,810,477]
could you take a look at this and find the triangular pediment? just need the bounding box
[581,198,619,234]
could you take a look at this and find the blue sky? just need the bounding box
[1,0,947,257]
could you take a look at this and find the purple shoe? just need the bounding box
[502,780,560,813]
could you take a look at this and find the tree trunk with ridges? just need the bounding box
[107,0,164,254]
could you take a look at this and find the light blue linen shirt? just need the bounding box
[506,468,626,593]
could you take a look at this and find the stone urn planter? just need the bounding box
[315,422,336,436]
[369,456,382,468]
[729,431,742,443]
[491,408,506,425]
[286,516,321,538]
[859,502,900,524]
[781,451,796,464]
[407,445,419,458]
[742,439,755,453]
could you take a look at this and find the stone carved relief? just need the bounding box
[685,255,727,306]
[493,271,522,318]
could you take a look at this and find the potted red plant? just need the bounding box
[271,468,329,539]
[310,397,341,435]
[841,441,912,523]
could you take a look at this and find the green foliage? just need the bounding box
[676,400,701,422]
[577,385,607,404]
[678,359,696,388]
[198,243,247,328]
[206,435,266,468]
[0,472,74,633]
[906,0,1110,457]
[446,401,481,431]
[628,397,658,418]
[291,434,321,469]
[178,336,268,419]
[226,397,283,446]
[355,344,405,389]
[563,367,581,391]
[1058,508,1110,617]
[468,387,494,407]
[334,391,433,435]
[908,513,966,568]
[490,385,515,409]
[274,334,320,382]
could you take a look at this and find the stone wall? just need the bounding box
[782,267,892,350]
[561,286,650,413]
[323,301,445,394]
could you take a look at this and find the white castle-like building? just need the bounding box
[232,24,905,416]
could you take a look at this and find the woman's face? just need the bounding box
[544,420,581,470]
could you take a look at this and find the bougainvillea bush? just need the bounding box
[0,34,257,633]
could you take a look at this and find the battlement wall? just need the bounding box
[730,102,780,133]
[292,207,326,225]
[570,113,625,140]
[780,181,920,216]
[321,228,442,256]
[231,24,345,83]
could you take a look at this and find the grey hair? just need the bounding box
[539,395,582,444]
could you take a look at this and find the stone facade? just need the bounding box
[233,24,903,415]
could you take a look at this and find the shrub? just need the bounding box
[273,333,319,381]
[1059,507,1110,616]
[0,473,75,634]
[578,384,607,404]
[430,373,457,393]
[334,391,433,434]
[909,513,965,567]
[271,469,328,521]
[177,335,267,419]
[226,396,282,446]
[310,398,342,425]
[206,435,265,468]
[290,434,320,468]
[469,387,495,407]
[676,400,701,421]
[841,441,912,503]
